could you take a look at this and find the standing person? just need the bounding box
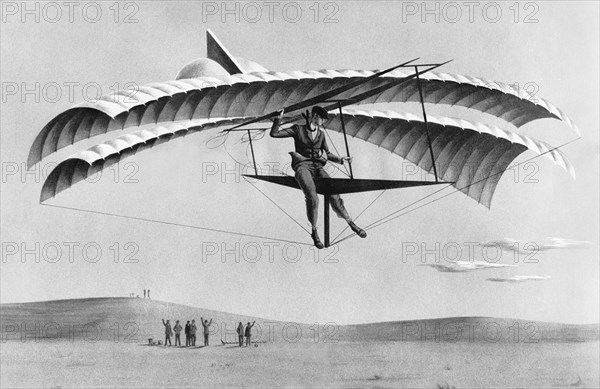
[245,321,255,347]
[270,107,367,248]
[143,289,146,298]
[190,320,197,346]
[184,321,191,346]
[201,317,213,346]
[173,320,182,346]
[147,289,151,299]
[161,319,172,346]
[236,322,244,347]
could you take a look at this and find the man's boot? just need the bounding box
[348,221,367,238]
[311,228,324,249]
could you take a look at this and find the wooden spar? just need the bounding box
[415,66,439,183]
[222,57,421,133]
[270,60,453,130]
[337,101,354,179]
[324,195,331,247]
[398,63,445,67]
[247,129,258,174]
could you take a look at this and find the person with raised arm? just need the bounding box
[161,319,172,346]
[270,107,367,248]
[244,321,256,347]
[201,317,213,346]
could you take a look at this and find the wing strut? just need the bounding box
[415,66,439,182]
[247,129,258,174]
[337,100,354,180]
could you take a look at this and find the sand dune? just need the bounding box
[1,297,598,344]
[1,297,290,344]
[339,316,600,343]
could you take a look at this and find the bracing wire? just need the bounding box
[330,137,581,246]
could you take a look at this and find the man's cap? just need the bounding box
[311,106,329,119]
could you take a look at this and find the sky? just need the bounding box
[1,1,598,325]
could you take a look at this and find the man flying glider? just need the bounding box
[270,106,367,249]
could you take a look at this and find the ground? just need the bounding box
[1,339,598,388]
[1,298,598,388]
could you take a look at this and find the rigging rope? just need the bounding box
[224,134,312,237]
[226,147,311,236]
[44,127,313,248]
[330,137,581,246]
[331,189,388,243]
[41,203,313,246]
[323,127,351,178]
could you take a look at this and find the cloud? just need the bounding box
[538,237,592,251]
[482,238,527,254]
[483,237,592,254]
[486,275,551,283]
[421,260,517,273]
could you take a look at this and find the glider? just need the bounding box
[31,29,577,246]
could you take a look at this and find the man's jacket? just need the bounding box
[202,321,212,335]
[270,119,342,168]
[162,320,172,335]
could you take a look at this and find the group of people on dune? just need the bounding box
[161,317,212,347]
[160,319,257,348]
